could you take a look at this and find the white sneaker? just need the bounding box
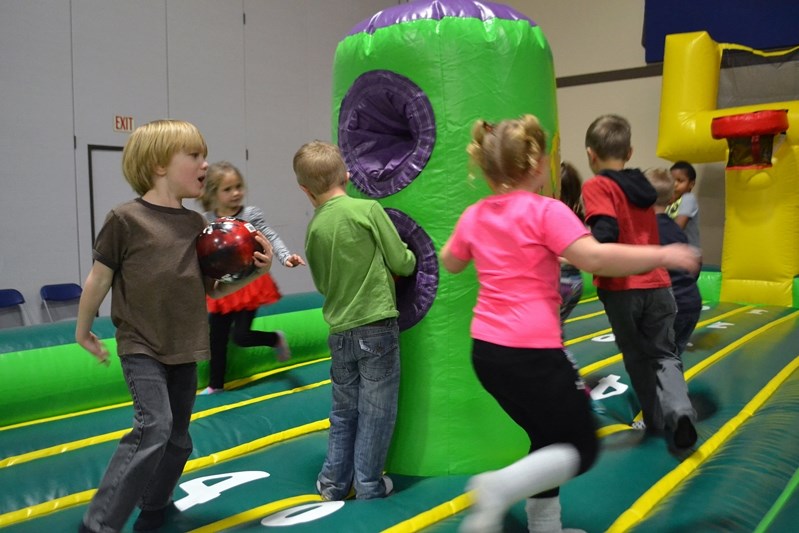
[459,473,506,533]
[198,386,222,395]
[274,331,291,362]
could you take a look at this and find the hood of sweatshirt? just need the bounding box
[599,168,657,208]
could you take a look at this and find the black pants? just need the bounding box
[208,310,278,389]
[471,339,599,498]
[597,287,695,431]
[674,308,701,357]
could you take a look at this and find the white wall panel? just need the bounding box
[0,0,76,321]
[167,0,246,169]
[72,0,169,316]
[243,0,398,295]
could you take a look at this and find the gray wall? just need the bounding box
[1,0,728,325]
[0,0,398,324]
[510,0,725,267]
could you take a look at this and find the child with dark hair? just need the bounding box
[667,160,700,249]
[558,161,585,324]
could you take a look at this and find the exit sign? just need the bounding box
[114,115,134,132]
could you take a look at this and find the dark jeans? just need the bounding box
[471,339,598,498]
[208,310,278,389]
[82,355,197,533]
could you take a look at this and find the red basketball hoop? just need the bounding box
[711,110,789,169]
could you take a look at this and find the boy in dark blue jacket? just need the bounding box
[645,167,702,356]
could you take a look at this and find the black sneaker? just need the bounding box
[673,416,697,449]
[133,503,175,531]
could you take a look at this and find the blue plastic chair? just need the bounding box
[40,283,83,322]
[0,288,32,327]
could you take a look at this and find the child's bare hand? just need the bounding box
[284,254,306,268]
[253,234,273,272]
[664,243,702,274]
[77,332,110,366]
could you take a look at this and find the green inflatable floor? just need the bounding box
[3,297,799,532]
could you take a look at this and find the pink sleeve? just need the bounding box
[447,207,474,261]
[543,201,591,255]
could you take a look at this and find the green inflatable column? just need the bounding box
[332,0,559,475]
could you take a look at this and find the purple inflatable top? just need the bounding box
[348,0,535,36]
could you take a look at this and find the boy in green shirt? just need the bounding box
[293,140,416,500]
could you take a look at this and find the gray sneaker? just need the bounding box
[316,479,330,501]
[316,479,355,501]
[274,331,291,362]
[381,475,394,497]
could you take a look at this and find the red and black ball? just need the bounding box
[196,217,263,282]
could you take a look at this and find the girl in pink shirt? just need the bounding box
[440,115,700,533]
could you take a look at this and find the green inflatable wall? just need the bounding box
[0,293,328,428]
[332,2,559,475]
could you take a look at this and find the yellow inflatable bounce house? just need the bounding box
[657,31,799,307]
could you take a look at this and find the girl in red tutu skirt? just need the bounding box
[199,161,305,394]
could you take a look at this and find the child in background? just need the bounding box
[199,161,305,394]
[293,140,416,502]
[668,161,701,249]
[440,115,700,533]
[75,120,273,533]
[645,168,702,357]
[558,161,585,324]
[559,161,606,416]
[581,114,698,449]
